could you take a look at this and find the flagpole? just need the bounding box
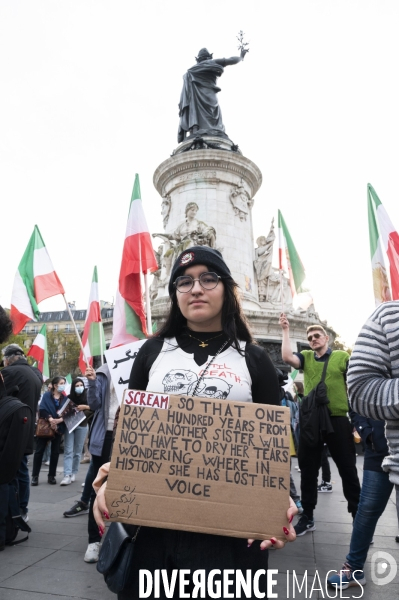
[62,295,89,365]
[99,322,104,366]
[144,273,152,334]
[279,270,285,314]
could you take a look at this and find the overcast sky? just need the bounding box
[2,0,399,346]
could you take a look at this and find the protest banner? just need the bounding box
[104,340,146,404]
[106,391,291,541]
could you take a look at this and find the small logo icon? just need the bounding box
[180,252,194,266]
[371,551,398,586]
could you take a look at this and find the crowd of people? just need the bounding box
[1,245,399,598]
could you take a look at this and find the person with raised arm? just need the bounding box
[279,313,360,536]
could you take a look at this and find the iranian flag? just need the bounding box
[10,225,65,334]
[27,323,50,380]
[368,184,399,304]
[65,374,73,396]
[278,210,313,310]
[283,369,299,395]
[78,266,105,374]
[111,174,158,348]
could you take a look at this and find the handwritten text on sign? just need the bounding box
[106,393,290,540]
[104,340,146,404]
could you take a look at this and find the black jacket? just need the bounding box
[1,359,42,454]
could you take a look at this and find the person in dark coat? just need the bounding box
[0,308,32,546]
[1,344,42,520]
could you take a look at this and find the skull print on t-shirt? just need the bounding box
[147,339,252,403]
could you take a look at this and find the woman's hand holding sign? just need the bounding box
[247,496,297,550]
[93,462,110,536]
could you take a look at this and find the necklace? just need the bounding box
[187,332,224,348]
[191,340,229,397]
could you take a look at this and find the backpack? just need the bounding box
[0,394,32,485]
[299,356,333,447]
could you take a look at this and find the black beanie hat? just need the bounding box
[168,246,231,295]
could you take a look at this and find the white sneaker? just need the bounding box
[21,513,29,523]
[44,461,50,466]
[71,474,76,482]
[60,475,72,486]
[84,542,101,563]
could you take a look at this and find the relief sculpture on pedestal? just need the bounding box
[229,181,253,221]
[152,202,217,294]
[254,220,275,302]
[161,195,171,228]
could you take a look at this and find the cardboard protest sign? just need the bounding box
[104,340,146,404]
[106,391,291,540]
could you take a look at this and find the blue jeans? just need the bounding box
[17,456,30,515]
[346,469,395,570]
[289,459,299,502]
[63,426,88,476]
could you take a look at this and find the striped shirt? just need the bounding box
[348,301,399,484]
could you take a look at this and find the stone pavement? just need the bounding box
[0,455,398,599]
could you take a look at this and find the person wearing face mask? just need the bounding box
[31,376,66,485]
[59,378,91,486]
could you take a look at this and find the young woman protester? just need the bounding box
[60,378,90,486]
[31,376,66,485]
[93,247,297,598]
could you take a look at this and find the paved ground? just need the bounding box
[1,455,398,599]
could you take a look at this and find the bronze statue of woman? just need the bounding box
[178,47,248,143]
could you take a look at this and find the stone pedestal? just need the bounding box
[151,141,335,373]
[153,140,262,310]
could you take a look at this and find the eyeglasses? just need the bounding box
[174,272,221,293]
[307,333,323,342]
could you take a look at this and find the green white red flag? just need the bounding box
[368,184,399,305]
[10,225,65,334]
[283,369,299,395]
[278,210,313,310]
[111,174,158,348]
[27,323,50,380]
[65,373,73,396]
[79,266,105,374]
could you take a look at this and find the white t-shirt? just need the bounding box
[147,338,252,403]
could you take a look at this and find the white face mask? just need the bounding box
[57,385,66,392]
[75,386,84,395]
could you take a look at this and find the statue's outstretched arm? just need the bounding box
[152,233,173,241]
[214,48,248,67]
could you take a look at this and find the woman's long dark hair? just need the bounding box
[156,273,253,354]
[68,377,87,404]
